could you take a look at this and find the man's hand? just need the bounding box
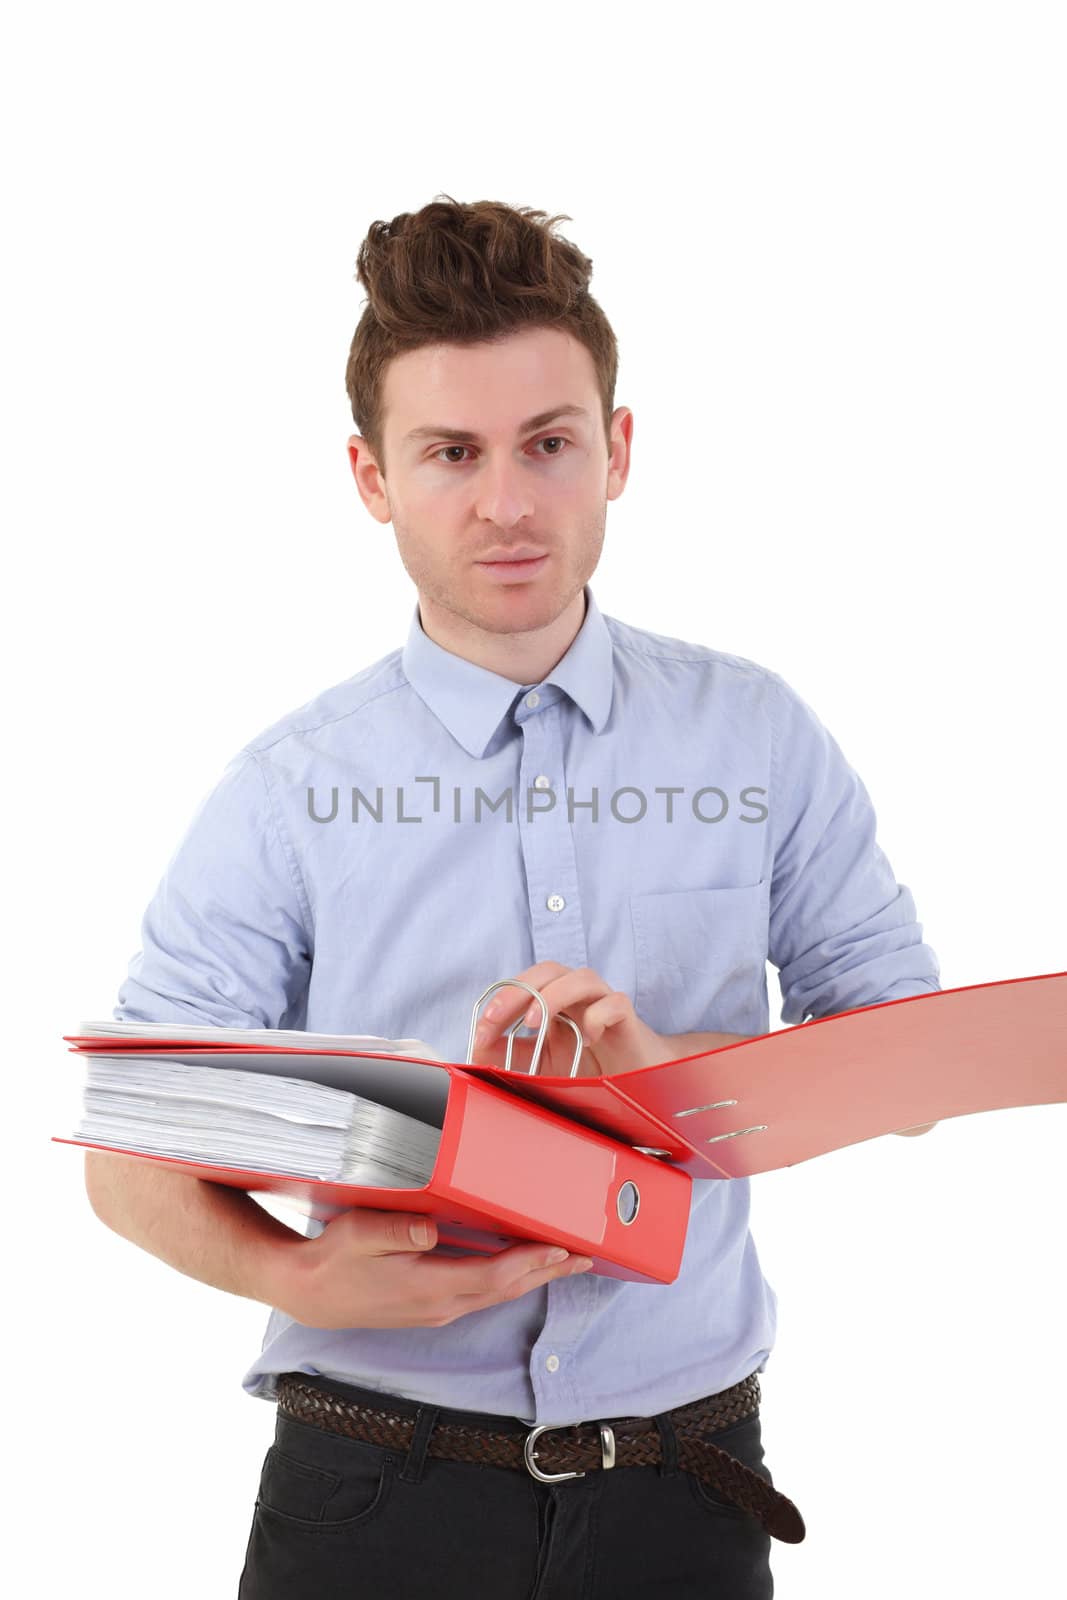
[276,1207,594,1330]
[472,962,681,1077]
[85,1149,594,1331]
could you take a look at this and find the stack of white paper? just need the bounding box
[74,1040,447,1188]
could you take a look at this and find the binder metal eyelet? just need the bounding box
[467,979,585,1078]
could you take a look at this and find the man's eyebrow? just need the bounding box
[403,404,592,446]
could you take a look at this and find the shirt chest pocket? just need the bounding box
[629,881,770,1037]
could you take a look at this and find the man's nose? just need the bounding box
[473,455,536,525]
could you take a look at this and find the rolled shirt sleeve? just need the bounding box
[115,750,312,1029]
[767,674,941,1024]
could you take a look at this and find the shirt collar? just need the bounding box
[401,584,614,759]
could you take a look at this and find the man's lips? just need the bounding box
[477,548,548,563]
[476,553,550,580]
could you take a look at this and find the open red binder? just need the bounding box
[57,971,1066,1285]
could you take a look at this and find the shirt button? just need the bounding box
[546,894,566,913]
[545,1355,560,1373]
[534,775,551,790]
[525,690,541,709]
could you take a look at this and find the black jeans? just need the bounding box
[237,1375,776,1598]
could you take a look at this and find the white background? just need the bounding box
[6,2,1065,1594]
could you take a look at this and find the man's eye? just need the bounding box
[432,437,570,465]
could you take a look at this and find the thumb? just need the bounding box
[326,1206,438,1253]
[399,1213,438,1250]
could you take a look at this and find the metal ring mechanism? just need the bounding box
[467,979,584,1078]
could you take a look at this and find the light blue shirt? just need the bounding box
[115,584,940,1423]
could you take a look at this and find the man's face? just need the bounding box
[350,325,631,637]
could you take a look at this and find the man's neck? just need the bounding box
[416,589,587,685]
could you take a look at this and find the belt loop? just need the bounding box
[397,1403,439,1485]
[654,1411,679,1479]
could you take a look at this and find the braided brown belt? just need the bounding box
[276,1372,806,1544]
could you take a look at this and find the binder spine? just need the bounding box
[430,1068,691,1283]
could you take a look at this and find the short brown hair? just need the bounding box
[345,194,619,478]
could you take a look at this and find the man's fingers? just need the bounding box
[415,1241,592,1300]
[497,1254,595,1297]
[447,1251,596,1317]
[476,965,589,1041]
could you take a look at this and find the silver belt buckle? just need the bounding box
[523,1421,617,1483]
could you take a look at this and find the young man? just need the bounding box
[84,196,939,1599]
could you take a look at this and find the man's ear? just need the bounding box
[606,407,633,502]
[347,434,391,525]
